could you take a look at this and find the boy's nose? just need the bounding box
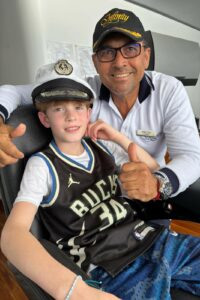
[65,111,76,121]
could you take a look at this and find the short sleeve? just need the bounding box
[15,156,51,207]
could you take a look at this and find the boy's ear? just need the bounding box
[38,111,50,128]
[87,107,92,121]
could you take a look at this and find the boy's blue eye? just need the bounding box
[54,107,64,112]
[76,105,84,110]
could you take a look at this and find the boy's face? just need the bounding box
[38,100,91,149]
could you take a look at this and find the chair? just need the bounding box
[0,105,200,300]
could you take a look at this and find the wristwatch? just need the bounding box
[154,172,173,200]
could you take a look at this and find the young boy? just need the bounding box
[1,60,199,300]
[0,59,160,299]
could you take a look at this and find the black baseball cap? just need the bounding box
[93,8,145,51]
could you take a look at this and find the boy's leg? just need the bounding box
[90,229,200,300]
[169,232,200,294]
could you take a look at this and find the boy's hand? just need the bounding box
[119,143,157,201]
[0,122,26,167]
[87,120,118,142]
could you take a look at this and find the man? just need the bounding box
[1,8,200,299]
[0,8,200,201]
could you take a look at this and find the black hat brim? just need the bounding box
[93,27,144,51]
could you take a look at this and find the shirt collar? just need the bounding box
[99,73,155,103]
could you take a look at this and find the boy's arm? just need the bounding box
[88,120,159,171]
[0,202,119,300]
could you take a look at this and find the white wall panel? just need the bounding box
[0,0,200,116]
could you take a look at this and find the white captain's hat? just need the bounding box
[32,59,95,104]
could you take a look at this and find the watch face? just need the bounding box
[157,175,173,200]
[161,182,173,199]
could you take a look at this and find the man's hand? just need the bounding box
[0,121,26,167]
[119,143,158,202]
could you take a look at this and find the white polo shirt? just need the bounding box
[0,71,200,195]
[88,71,200,195]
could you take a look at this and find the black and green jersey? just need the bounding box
[35,138,162,276]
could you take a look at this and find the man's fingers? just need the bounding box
[120,143,140,173]
[0,133,24,159]
[0,147,21,167]
[10,123,26,138]
[6,143,24,159]
[0,123,25,167]
[128,143,139,162]
[119,170,137,183]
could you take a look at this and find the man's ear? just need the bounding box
[144,47,151,70]
[38,111,50,128]
[92,54,99,74]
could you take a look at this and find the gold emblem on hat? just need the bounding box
[54,59,73,75]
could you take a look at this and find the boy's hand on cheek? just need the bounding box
[87,120,117,142]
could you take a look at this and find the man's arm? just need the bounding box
[88,120,159,201]
[120,78,200,201]
[0,84,33,120]
[160,79,200,195]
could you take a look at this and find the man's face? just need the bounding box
[92,34,151,100]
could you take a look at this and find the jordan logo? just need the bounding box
[67,173,80,188]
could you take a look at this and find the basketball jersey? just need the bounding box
[35,138,163,276]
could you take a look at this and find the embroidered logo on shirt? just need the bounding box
[67,173,80,188]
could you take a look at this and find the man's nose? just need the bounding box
[113,49,127,66]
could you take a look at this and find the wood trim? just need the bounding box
[171,220,200,237]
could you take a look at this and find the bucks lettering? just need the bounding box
[70,174,127,231]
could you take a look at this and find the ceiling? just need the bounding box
[125,0,200,31]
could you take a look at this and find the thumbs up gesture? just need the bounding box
[128,143,139,163]
[119,143,158,202]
